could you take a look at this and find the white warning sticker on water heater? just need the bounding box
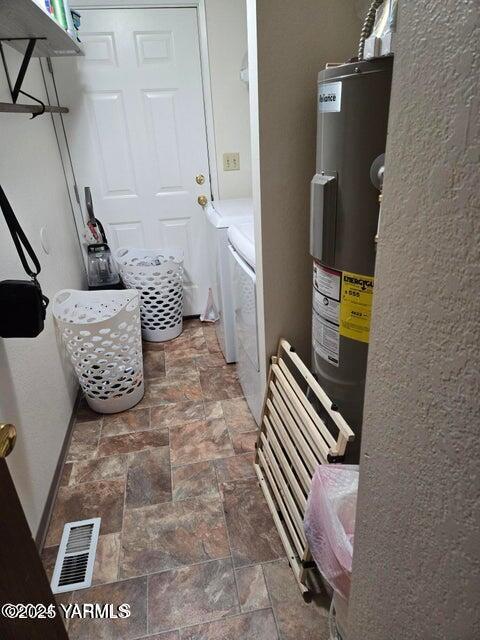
[313,311,339,367]
[318,81,342,113]
[312,261,341,367]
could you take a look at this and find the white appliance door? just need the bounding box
[229,245,259,371]
[52,7,211,314]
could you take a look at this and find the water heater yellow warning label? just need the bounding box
[340,271,374,343]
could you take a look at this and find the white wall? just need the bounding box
[348,1,480,637]
[0,49,85,535]
[205,0,252,199]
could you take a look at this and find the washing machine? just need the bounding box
[204,198,253,363]
[228,220,262,425]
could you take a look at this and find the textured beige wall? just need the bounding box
[0,51,85,535]
[348,1,480,638]
[252,0,361,372]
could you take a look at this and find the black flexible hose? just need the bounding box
[95,218,108,244]
[358,0,384,61]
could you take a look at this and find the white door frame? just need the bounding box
[42,0,219,270]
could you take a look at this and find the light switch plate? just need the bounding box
[223,152,240,171]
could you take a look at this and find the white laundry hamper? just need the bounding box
[114,247,184,342]
[53,289,144,414]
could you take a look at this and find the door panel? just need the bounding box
[144,90,183,192]
[110,221,145,247]
[135,31,174,64]
[53,7,210,314]
[0,457,68,639]
[86,90,137,197]
[81,32,117,65]
[158,216,197,299]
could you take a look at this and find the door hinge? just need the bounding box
[73,183,80,205]
[46,57,53,74]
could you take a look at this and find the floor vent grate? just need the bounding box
[50,518,101,594]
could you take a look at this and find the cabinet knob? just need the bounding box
[197,195,208,207]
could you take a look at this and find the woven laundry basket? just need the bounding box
[53,289,144,414]
[114,247,184,342]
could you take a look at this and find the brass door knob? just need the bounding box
[195,174,205,185]
[0,423,16,458]
[197,195,208,207]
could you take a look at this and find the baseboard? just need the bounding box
[35,388,82,550]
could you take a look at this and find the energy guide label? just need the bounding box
[339,270,374,343]
[312,261,375,366]
[312,262,341,366]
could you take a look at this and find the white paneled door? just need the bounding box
[53,8,211,314]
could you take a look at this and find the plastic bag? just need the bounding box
[200,288,219,323]
[304,464,359,601]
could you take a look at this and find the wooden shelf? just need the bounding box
[0,0,83,58]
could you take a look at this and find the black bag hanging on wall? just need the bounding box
[0,185,49,338]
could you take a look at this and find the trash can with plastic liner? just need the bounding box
[304,464,359,639]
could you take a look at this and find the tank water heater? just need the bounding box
[310,57,393,462]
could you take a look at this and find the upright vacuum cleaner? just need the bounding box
[84,187,122,290]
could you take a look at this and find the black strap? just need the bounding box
[0,185,41,278]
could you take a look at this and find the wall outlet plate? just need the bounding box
[223,152,240,171]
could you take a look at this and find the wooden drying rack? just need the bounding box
[254,338,354,600]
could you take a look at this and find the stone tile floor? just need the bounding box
[42,318,330,639]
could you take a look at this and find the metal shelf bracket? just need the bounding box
[0,38,38,102]
[0,38,47,118]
